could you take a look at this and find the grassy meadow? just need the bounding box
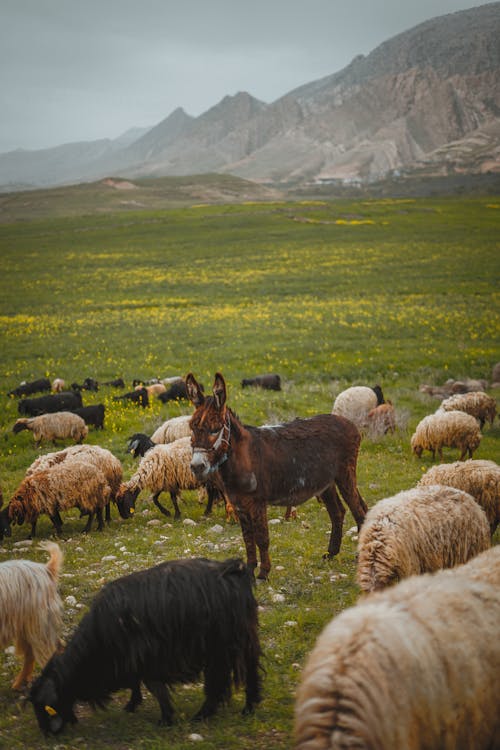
[0,193,499,749]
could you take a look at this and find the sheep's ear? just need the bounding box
[186,373,205,407]
[213,373,227,410]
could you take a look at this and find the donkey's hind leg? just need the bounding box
[335,467,367,530]
[320,485,345,558]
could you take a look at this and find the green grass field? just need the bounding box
[0,194,499,749]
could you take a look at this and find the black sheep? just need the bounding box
[8,378,51,398]
[29,557,262,733]
[17,391,82,417]
[72,404,105,430]
[241,374,282,391]
[112,387,149,408]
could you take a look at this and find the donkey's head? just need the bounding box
[186,372,231,482]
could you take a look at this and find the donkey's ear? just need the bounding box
[213,373,227,410]
[185,373,205,407]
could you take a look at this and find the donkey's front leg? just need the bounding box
[253,503,271,579]
[236,501,258,574]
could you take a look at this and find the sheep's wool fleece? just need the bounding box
[294,546,500,750]
[332,387,378,429]
[126,438,198,494]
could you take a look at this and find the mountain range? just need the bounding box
[1,2,499,192]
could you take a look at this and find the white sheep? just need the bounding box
[116,437,221,520]
[8,458,112,538]
[150,414,191,443]
[418,459,500,535]
[294,545,500,750]
[51,378,66,393]
[13,412,88,447]
[438,391,497,429]
[134,382,167,398]
[410,410,481,460]
[331,385,385,430]
[356,484,490,593]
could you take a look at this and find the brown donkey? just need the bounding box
[186,372,367,579]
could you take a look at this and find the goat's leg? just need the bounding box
[124,681,143,712]
[194,661,231,720]
[151,492,171,517]
[12,638,35,690]
[321,485,345,558]
[144,680,174,726]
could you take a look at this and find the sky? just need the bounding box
[0,0,493,154]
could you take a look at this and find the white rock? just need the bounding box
[209,524,224,534]
[183,518,197,526]
[272,593,286,603]
[101,555,117,562]
[65,595,77,606]
[188,734,204,742]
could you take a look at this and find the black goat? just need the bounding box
[17,391,82,417]
[101,378,125,388]
[241,374,282,391]
[29,557,262,733]
[8,378,51,398]
[73,404,105,430]
[112,387,149,408]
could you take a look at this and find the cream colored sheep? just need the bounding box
[134,382,167,397]
[331,385,385,430]
[294,546,500,750]
[150,414,191,444]
[410,410,481,460]
[365,401,395,435]
[356,484,490,593]
[8,458,111,538]
[51,378,66,393]
[418,459,500,535]
[13,412,88,447]
[438,391,497,428]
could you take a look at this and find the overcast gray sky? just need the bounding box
[0,0,492,153]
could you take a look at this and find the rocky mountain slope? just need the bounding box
[1,3,499,190]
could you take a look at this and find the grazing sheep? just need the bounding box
[13,412,88,447]
[241,374,282,391]
[157,379,199,403]
[8,378,52,398]
[72,404,105,430]
[0,542,63,690]
[71,377,99,392]
[17,391,82,417]
[331,385,385,430]
[51,378,65,393]
[127,415,192,458]
[101,377,125,388]
[418,459,500,535]
[134,382,167,398]
[294,546,500,750]
[112,387,149,408]
[438,391,497,429]
[116,437,223,521]
[419,378,488,399]
[29,556,261,733]
[410,410,482,460]
[356,484,490,593]
[365,400,396,435]
[8,458,112,538]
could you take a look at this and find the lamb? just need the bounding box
[365,400,396,435]
[112,387,149,408]
[51,378,66,393]
[331,385,385,430]
[356,484,490,593]
[438,391,497,429]
[418,459,500,535]
[0,542,63,690]
[29,556,261,733]
[13,412,88,447]
[294,546,500,750]
[410,410,482,460]
[8,458,112,538]
[72,403,105,430]
[17,391,82,417]
[116,437,224,521]
[8,378,51,398]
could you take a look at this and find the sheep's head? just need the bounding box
[9,495,27,525]
[13,418,30,434]
[115,484,138,519]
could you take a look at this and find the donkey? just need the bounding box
[186,372,367,579]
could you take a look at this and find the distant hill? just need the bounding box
[1,3,499,192]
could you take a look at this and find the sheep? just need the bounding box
[13,412,88,447]
[8,378,52,398]
[410,410,481,461]
[0,541,63,690]
[101,377,125,388]
[365,400,396,435]
[17,391,82,417]
[418,459,500,535]
[25,444,123,525]
[112,387,149,408]
[72,403,105,430]
[419,377,488,399]
[241,374,282,391]
[116,437,224,521]
[438,391,497,429]
[294,546,500,750]
[134,382,167,398]
[8,458,112,538]
[157,379,199,403]
[70,377,99,392]
[356,484,490,593]
[51,378,65,393]
[127,415,192,458]
[29,556,261,733]
[331,385,385,430]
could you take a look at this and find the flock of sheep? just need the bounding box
[0,366,499,747]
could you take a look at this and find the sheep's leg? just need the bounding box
[168,491,181,520]
[104,502,111,523]
[49,513,63,537]
[144,680,174,726]
[12,639,35,690]
[321,485,345,558]
[151,492,172,517]
[28,519,38,539]
[124,681,143,712]
[96,507,104,531]
[82,512,94,533]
